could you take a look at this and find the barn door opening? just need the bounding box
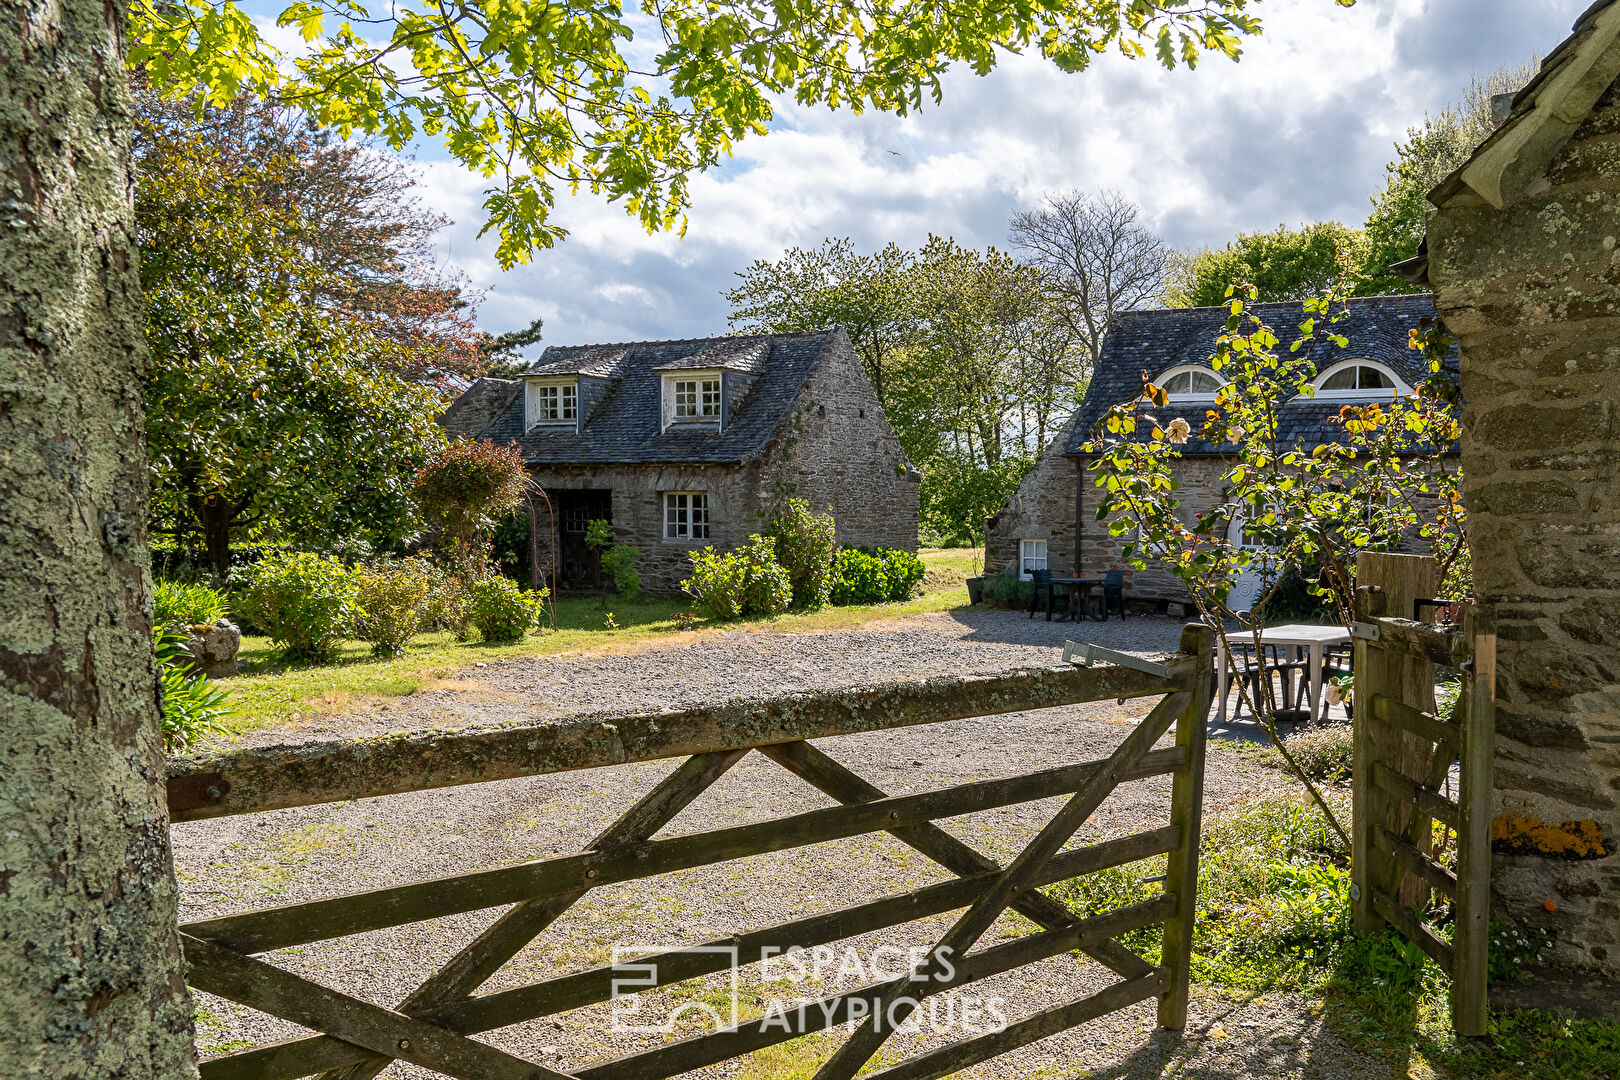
[557,489,612,590]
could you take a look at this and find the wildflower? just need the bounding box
[1166,418,1191,445]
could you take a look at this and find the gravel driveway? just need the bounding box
[174,609,1380,1078]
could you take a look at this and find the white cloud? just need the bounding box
[397,0,1584,352]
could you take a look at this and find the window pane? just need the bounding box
[1191,371,1220,392]
[1162,372,1190,394]
[692,493,709,539]
[561,384,577,418]
[1360,366,1394,389]
[1322,367,1359,390]
[701,379,721,417]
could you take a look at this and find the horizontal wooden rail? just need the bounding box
[1371,696,1460,749]
[168,658,1194,821]
[863,973,1166,1080]
[1369,762,1459,830]
[1367,617,1469,666]
[1373,826,1457,900]
[1372,889,1455,973]
[202,827,1182,1080]
[183,746,1186,955]
[577,896,1175,1080]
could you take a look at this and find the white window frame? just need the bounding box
[1152,365,1226,403]
[525,378,578,429]
[1019,539,1048,580]
[663,372,723,428]
[664,491,711,541]
[1311,360,1411,399]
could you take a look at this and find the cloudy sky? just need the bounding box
[403,0,1582,354]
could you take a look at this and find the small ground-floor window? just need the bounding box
[665,492,710,540]
[1020,538,1048,579]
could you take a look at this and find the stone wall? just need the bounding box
[986,426,1079,579]
[1428,82,1620,1013]
[528,463,760,594]
[755,333,920,553]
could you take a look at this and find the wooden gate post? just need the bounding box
[1158,622,1213,1029]
[1452,606,1496,1036]
[1350,585,1382,935]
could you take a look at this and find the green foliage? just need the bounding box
[1359,62,1539,295]
[1254,559,1339,622]
[234,551,360,663]
[1163,221,1369,307]
[153,578,228,628]
[765,499,838,608]
[984,574,1036,605]
[1278,725,1354,782]
[130,0,1265,270]
[415,440,529,572]
[830,548,890,605]
[137,90,449,576]
[353,558,434,657]
[585,519,642,600]
[467,576,548,642]
[155,626,234,752]
[682,535,793,620]
[827,546,925,605]
[419,565,477,640]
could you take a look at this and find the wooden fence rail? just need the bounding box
[1350,588,1495,1037]
[172,626,1215,1080]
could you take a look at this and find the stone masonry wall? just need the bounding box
[528,463,760,594]
[1428,82,1620,1011]
[753,334,920,552]
[986,424,1079,579]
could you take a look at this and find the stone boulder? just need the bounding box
[184,619,241,677]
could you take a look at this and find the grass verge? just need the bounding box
[216,548,979,735]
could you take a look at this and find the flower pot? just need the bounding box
[966,576,986,604]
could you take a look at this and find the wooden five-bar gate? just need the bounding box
[167,625,1214,1080]
[1350,586,1496,1036]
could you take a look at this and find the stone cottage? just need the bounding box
[443,328,920,592]
[986,294,1447,608]
[1406,0,1620,1019]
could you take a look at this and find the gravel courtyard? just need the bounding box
[174,609,1381,1079]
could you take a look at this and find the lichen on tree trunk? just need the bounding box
[0,0,197,1074]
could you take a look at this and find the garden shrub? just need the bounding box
[878,547,925,601]
[585,519,642,600]
[415,439,528,573]
[419,562,476,639]
[1278,724,1354,782]
[683,535,792,620]
[353,558,434,657]
[234,551,359,663]
[766,499,837,608]
[983,573,1035,606]
[468,576,547,642]
[155,626,233,751]
[830,547,889,605]
[153,578,228,628]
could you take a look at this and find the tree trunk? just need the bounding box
[196,497,233,580]
[0,0,197,1076]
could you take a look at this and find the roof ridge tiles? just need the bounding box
[538,327,833,354]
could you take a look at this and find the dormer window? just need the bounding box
[674,378,720,419]
[662,371,723,430]
[525,378,578,429]
[1154,366,1225,402]
[1313,361,1409,399]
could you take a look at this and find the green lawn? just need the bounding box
[218,546,986,735]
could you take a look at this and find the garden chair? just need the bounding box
[1028,568,1053,619]
[1090,569,1127,621]
[1228,641,1311,725]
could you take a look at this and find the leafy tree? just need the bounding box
[414,438,530,573]
[1009,188,1172,368]
[1163,221,1366,306]
[727,239,918,405]
[130,1,1273,269]
[1359,61,1538,294]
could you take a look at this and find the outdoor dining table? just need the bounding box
[1032,576,1105,622]
[1214,623,1352,726]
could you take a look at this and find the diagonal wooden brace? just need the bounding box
[810,690,1191,1080]
[181,933,575,1080]
[200,750,748,1080]
[758,740,1154,980]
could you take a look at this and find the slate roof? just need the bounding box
[476,329,841,465]
[1063,293,1448,457]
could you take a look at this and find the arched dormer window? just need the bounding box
[1312,360,1411,399]
[1154,366,1225,401]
